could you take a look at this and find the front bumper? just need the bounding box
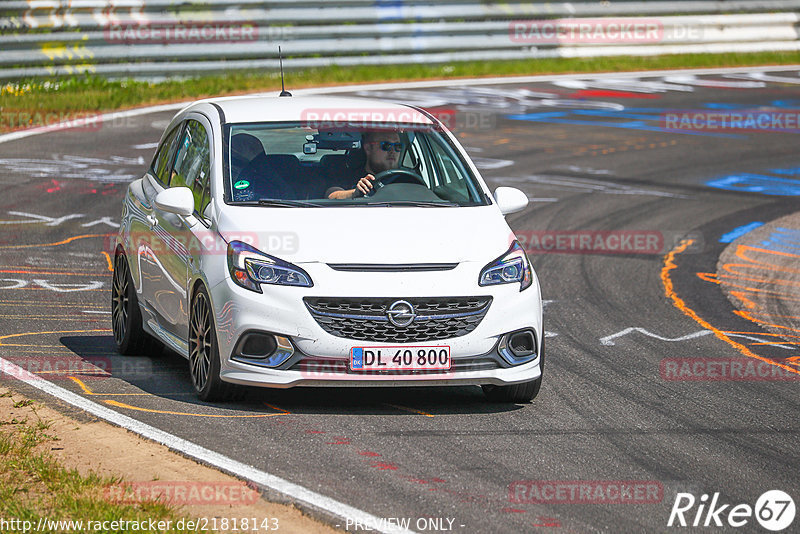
[209,260,543,388]
[220,352,542,389]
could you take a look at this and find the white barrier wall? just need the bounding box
[1,1,799,79]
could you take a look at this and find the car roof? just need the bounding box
[191,95,436,126]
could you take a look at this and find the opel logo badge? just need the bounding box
[386,300,416,328]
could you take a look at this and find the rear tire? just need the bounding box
[482,337,544,403]
[112,252,161,355]
[189,285,241,402]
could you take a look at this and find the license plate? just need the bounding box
[350,346,451,371]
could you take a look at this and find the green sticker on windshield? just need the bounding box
[234,180,250,190]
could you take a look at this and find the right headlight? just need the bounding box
[227,240,313,293]
[478,241,532,291]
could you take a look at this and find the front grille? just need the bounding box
[327,263,458,272]
[303,296,492,343]
[289,355,500,375]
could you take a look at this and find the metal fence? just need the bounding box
[1,1,799,80]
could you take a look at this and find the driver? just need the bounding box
[326,131,402,199]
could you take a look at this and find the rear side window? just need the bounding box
[171,120,211,219]
[152,124,182,185]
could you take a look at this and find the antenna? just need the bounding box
[278,46,292,97]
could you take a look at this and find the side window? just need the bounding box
[171,120,211,218]
[427,136,471,202]
[403,134,431,187]
[152,124,182,184]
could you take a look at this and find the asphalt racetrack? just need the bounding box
[1,67,799,533]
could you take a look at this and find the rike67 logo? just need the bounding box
[668,490,795,531]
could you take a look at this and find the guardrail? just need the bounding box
[1,1,799,80]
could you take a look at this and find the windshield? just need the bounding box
[224,122,489,206]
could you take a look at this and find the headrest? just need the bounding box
[345,148,366,170]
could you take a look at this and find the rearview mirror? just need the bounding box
[494,187,528,215]
[155,187,195,216]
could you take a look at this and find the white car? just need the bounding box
[112,94,544,402]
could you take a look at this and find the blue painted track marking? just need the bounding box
[719,222,764,243]
[771,167,800,176]
[705,174,800,196]
[759,227,800,252]
[508,107,744,138]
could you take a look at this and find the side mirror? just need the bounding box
[155,187,194,216]
[494,187,528,215]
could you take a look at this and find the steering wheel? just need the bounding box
[365,169,426,197]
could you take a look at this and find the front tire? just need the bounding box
[189,285,239,402]
[482,337,544,403]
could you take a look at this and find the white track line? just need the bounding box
[0,357,414,534]
[1,65,798,146]
[1,64,798,531]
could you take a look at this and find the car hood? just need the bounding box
[216,206,513,264]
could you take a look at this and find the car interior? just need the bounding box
[227,127,481,204]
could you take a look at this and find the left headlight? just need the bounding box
[227,240,313,293]
[479,241,532,291]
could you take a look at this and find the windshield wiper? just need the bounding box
[362,201,459,207]
[254,199,323,207]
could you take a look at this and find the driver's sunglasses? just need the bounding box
[371,141,404,153]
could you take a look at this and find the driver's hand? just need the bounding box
[353,174,375,197]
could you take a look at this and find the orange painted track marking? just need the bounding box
[733,310,800,334]
[0,301,105,308]
[0,233,114,250]
[384,403,435,418]
[696,274,800,301]
[101,251,113,272]
[35,369,106,375]
[0,330,111,349]
[0,329,111,346]
[0,265,99,272]
[736,244,800,262]
[662,240,800,376]
[104,399,291,418]
[1,330,290,417]
[734,311,800,321]
[264,403,290,414]
[0,350,109,354]
[69,376,172,396]
[1,346,80,350]
[0,269,105,276]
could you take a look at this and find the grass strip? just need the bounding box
[1,51,799,133]
[0,391,193,533]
